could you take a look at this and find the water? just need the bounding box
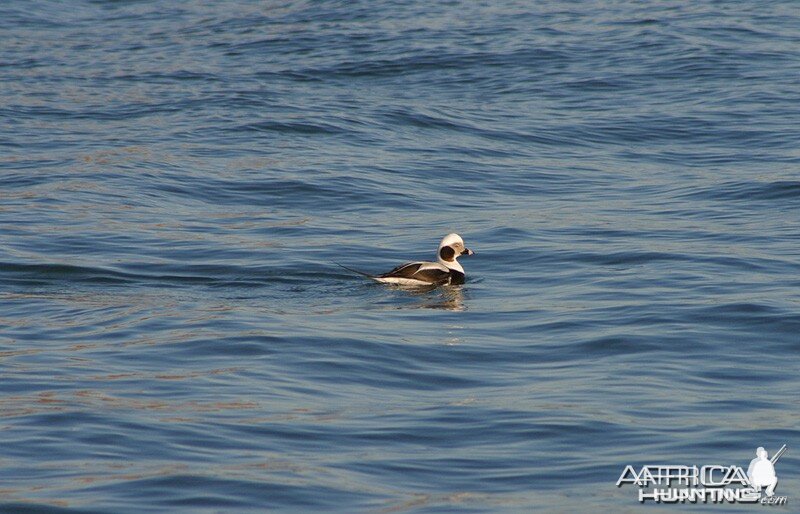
[2,1,799,512]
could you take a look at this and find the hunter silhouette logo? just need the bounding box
[748,445,785,498]
[617,445,788,505]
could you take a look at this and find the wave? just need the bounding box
[0,261,349,288]
[684,180,800,202]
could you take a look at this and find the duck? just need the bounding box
[340,233,474,286]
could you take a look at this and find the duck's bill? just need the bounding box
[462,248,474,256]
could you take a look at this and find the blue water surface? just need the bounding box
[2,1,800,512]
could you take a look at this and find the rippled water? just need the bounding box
[2,1,800,512]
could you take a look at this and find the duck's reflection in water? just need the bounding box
[392,284,466,311]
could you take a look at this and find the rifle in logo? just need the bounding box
[771,444,786,465]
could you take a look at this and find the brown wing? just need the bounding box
[378,262,451,284]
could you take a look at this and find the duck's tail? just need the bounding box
[335,262,375,279]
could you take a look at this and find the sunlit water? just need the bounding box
[2,1,800,512]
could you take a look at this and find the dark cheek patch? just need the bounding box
[439,246,456,261]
